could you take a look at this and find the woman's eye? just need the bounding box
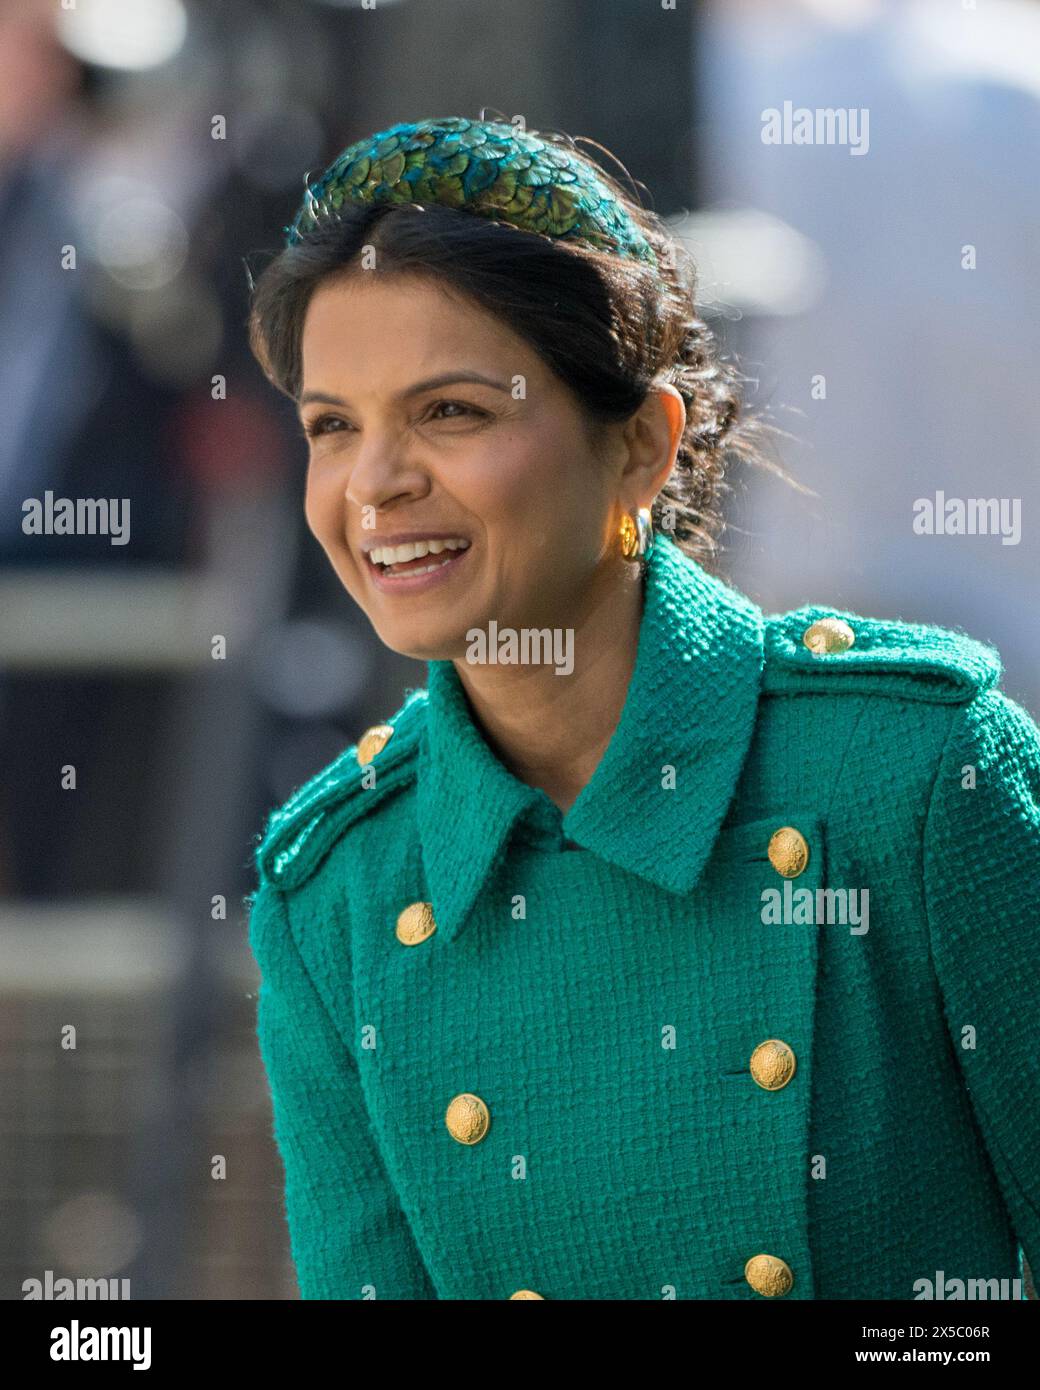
[303,413,348,439]
[302,401,485,438]
[427,400,485,423]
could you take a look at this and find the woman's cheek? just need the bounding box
[474,441,547,516]
[304,467,340,546]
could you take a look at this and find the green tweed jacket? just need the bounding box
[246,533,1040,1301]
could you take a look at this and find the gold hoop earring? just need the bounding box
[619,507,654,563]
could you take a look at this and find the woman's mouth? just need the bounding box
[364,537,472,593]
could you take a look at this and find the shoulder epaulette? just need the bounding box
[762,605,1002,705]
[254,685,428,891]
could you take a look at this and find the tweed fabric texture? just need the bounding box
[247,534,1040,1300]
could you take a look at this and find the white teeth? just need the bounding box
[380,557,455,578]
[369,537,470,565]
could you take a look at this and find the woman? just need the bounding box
[245,116,1040,1300]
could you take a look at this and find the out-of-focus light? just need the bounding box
[57,0,187,72]
[251,620,374,719]
[91,195,189,292]
[43,1193,143,1275]
[899,0,1040,101]
[793,0,885,29]
[666,206,828,317]
[309,0,407,8]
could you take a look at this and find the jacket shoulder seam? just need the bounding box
[762,605,1001,705]
[253,686,427,891]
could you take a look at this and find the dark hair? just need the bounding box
[246,133,791,571]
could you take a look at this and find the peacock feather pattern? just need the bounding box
[284,116,658,268]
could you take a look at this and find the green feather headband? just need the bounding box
[284,115,659,269]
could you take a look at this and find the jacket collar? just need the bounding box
[416,533,765,943]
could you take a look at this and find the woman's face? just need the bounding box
[299,270,677,661]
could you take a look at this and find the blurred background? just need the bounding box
[0,0,1036,1299]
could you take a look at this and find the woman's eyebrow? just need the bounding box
[298,371,511,410]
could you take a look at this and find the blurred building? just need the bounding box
[697,0,1040,718]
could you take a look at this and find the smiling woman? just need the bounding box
[246,119,775,577]
[295,267,690,663]
[243,116,1040,1303]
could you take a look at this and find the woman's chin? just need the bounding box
[372,621,476,664]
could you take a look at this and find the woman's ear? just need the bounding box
[621,384,686,504]
[655,384,687,471]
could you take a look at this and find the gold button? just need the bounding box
[509,1290,544,1300]
[445,1093,490,1145]
[396,901,436,946]
[356,723,394,765]
[749,1039,797,1090]
[802,617,855,655]
[744,1254,794,1297]
[767,826,810,878]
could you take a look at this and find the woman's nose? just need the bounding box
[345,436,427,509]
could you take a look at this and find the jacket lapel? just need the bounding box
[418,533,766,942]
[562,534,765,892]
